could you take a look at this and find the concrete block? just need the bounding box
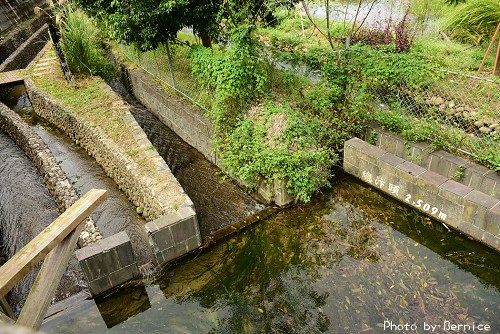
[417,171,447,194]
[185,235,202,251]
[485,203,500,236]
[481,232,499,250]
[479,172,499,197]
[396,161,426,179]
[109,263,140,287]
[343,161,359,176]
[379,133,397,155]
[76,232,138,296]
[492,181,500,199]
[274,179,293,206]
[464,190,499,209]
[438,180,473,203]
[171,218,197,244]
[462,201,487,229]
[378,152,406,168]
[395,140,407,158]
[150,226,174,252]
[88,276,112,297]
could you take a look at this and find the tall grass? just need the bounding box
[442,0,500,45]
[58,6,113,78]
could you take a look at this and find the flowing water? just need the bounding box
[109,80,264,238]
[0,129,83,311]
[3,84,152,265]
[41,174,500,333]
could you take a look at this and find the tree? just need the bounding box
[75,0,221,50]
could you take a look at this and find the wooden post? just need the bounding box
[493,37,500,76]
[16,222,86,329]
[0,298,15,321]
[0,189,108,299]
[477,22,500,76]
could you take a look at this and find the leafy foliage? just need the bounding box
[75,0,221,50]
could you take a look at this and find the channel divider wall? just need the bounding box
[344,137,499,251]
[23,47,202,295]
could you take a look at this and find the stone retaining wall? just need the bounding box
[0,101,101,246]
[344,137,499,251]
[25,79,190,222]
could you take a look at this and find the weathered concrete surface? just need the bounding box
[145,206,201,266]
[344,137,500,251]
[364,126,500,199]
[75,232,139,296]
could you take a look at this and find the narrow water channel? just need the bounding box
[2,84,152,265]
[108,80,264,238]
[41,175,500,333]
[0,129,84,312]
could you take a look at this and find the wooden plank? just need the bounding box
[16,224,85,329]
[0,189,107,299]
[0,297,15,321]
[0,311,14,324]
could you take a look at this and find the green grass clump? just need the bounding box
[59,7,114,78]
[442,0,500,45]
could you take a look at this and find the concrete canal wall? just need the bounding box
[114,53,293,206]
[0,0,44,33]
[344,137,500,251]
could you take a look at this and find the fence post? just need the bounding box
[165,41,177,89]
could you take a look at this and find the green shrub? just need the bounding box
[222,101,338,203]
[59,7,114,78]
[442,0,500,45]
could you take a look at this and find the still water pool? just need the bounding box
[42,175,499,333]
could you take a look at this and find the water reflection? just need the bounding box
[42,175,500,333]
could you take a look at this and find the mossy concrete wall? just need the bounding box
[114,54,293,206]
[344,137,499,251]
[363,126,500,199]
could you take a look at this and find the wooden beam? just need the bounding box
[0,189,108,299]
[477,22,500,75]
[0,311,14,324]
[16,223,85,329]
[0,297,16,321]
[493,36,500,76]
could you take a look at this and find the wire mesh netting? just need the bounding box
[119,38,499,165]
[369,70,500,158]
[119,42,213,111]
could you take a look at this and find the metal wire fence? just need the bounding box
[119,39,499,163]
[369,70,500,158]
[119,41,213,112]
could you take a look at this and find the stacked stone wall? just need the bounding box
[0,101,101,246]
[25,79,185,221]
